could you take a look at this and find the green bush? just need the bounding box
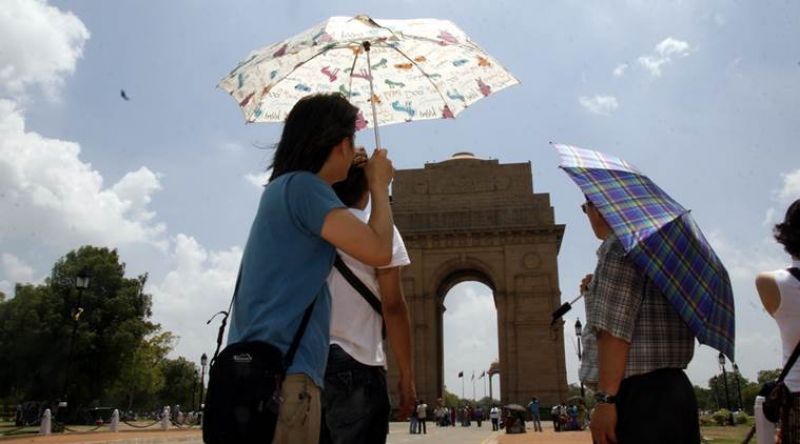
[733,411,749,425]
[711,409,734,426]
[699,414,715,426]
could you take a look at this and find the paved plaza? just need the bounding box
[0,423,592,444]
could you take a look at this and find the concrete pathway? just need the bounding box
[0,422,592,443]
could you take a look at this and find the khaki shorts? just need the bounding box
[272,374,321,444]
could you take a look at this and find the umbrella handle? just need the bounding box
[549,293,586,327]
[363,41,382,149]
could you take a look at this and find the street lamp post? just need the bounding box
[199,353,208,410]
[732,363,743,412]
[575,319,585,398]
[61,268,90,416]
[718,353,734,425]
[192,370,199,412]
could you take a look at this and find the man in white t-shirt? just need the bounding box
[320,158,416,444]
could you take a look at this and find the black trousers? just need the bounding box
[615,368,700,444]
[320,345,390,444]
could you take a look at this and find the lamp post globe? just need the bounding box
[199,353,208,411]
[75,268,90,290]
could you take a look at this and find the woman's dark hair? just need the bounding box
[775,199,800,258]
[332,165,367,207]
[269,93,359,181]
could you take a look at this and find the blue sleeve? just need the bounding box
[285,172,345,236]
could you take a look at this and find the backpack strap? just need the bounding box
[334,254,386,339]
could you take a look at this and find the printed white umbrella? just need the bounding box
[219,14,519,147]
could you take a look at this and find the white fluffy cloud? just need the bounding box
[443,282,500,398]
[244,170,271,189]
[1,253,35,283]
[0,100,167,250]
[778,169,800,202]
[0,0,90,99]
[148,235,242,361]
[579,95,619,115]
[613,63,629,77]
[638,37,690,77]
[0,253,36,295]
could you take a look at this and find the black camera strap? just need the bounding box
[209,264,318,371]
[334,254,386,339]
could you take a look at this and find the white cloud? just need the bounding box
[579,95,619,115]
[613,63,628,77]
[443,282,500,398]
[244,170,271,189]
[148,235,242,361]
[778,169,800,202]
[0,0,90,99]
[761,168,800,227]
[1,253,35,283]
[0,100,167,250]
[638,37,690,77]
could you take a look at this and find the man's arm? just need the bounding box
[590,330,630,444]
[377,266,416,418]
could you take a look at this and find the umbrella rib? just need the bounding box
[347,49,360,101]
[378,43,454,113]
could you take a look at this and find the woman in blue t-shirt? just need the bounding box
[228,93,395,444]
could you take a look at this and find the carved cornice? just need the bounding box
[401,225,565,249]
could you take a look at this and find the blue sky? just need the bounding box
[1,0,799,398]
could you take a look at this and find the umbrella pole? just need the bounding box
[362,41,381,149]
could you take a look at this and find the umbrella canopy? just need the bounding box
[504,404,527,412]
[554,143,735,360]
[219,15,519,131]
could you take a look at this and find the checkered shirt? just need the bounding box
[579,235,695,388]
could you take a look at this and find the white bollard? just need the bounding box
[754,396,777,444]
[39,409,51,435]
[110,409,120,432]
[161,406,171,430]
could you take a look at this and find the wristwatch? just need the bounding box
[594,391,617,405]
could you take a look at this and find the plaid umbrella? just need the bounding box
[554,143,735,360]
[218,14,518,148]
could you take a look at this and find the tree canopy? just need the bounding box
[0,246,202,420]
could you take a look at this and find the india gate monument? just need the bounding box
[386,152,568,409]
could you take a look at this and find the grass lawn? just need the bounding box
[700,424,753,443]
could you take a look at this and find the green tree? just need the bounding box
[109,331,175,410]
[708,371,752,413]
[758,369,781,385]
[694,385,715,411]
[0,246,159,419]
[157,357,199,411]
[0,283,64,402]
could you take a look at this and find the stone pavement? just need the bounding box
[0,422,591,443]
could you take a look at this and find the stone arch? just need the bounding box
[431,256,498,297]
[387,153,568,411]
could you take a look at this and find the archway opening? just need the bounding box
[441,280,500,408]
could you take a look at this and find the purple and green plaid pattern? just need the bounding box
[554,144,735,360]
